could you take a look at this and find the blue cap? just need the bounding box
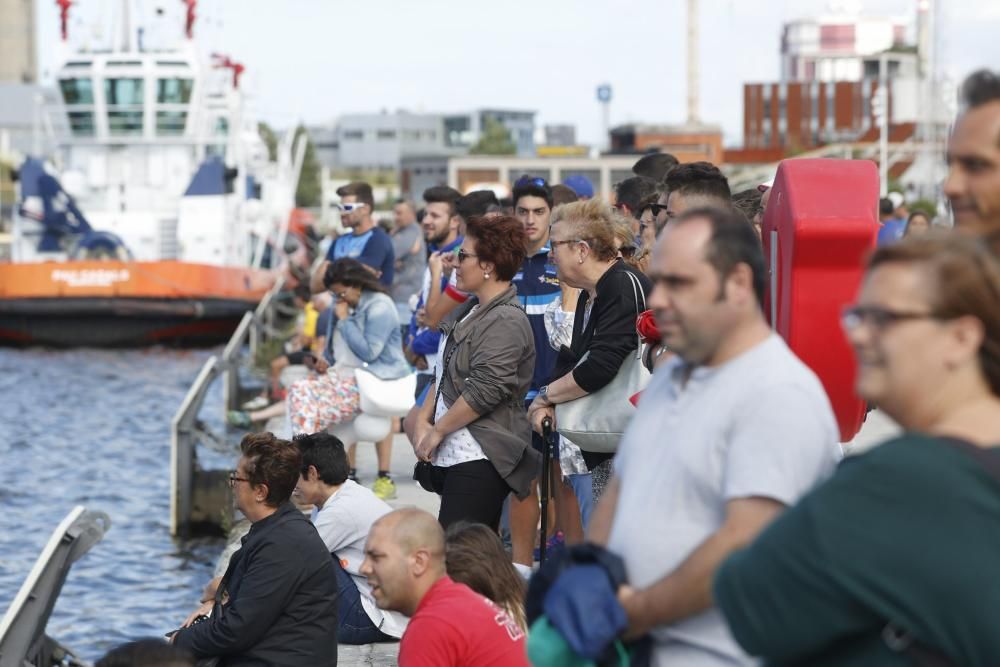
[562,174,594,199]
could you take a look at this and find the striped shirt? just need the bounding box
[513,243,561,398]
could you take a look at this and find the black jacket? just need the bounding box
[552,260,651,392]
[174,502,338,666]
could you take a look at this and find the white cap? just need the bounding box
[888,191,905,209]
[757,178,774,193]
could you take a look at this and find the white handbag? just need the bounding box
[353,369,416,417]
[554,270,651,453]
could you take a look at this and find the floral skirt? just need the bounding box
[287,369,360,435]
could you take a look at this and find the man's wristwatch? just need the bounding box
[538,385,552,405]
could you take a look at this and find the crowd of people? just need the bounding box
[96,68,1000,666]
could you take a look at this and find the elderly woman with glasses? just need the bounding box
[172,433,337,665]
[411,215,539,530]
[714,234,1000,665]
[528,199,652,498]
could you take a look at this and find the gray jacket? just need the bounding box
[437,286,540,498]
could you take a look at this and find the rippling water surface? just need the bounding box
[0,347,236,662]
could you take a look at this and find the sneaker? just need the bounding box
[226,410,252,428]
[241,395,270,411]
[372,476,397,500]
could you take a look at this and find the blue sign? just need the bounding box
[596,84,612,103]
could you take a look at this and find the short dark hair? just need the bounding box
[614,176,659,215]
[632,152,679,182]
[879,197,895,217]
[336,181,374,210]
[731,188,763,223]
[511,175,553,209]
[456,190,500,221]
[239,432,302,507]
[423,185,462,217]
[294,432,350,485]
[324,257,388,294]
[550,184,580,207]
[664,162,732,205]
[96,639,194,667]
[960,69,1000,111]
[464,215,526,281]
[676,207,767,306]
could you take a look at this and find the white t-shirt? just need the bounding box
[311,480,408,638]
[608,334,842,667]
[432,308,487,468]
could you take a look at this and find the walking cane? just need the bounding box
[539,416,554,565]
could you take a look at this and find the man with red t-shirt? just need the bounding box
[360,508,528,667]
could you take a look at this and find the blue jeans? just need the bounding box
[334,559,397,645]
[567,473,594,529]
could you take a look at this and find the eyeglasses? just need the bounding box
[619,244,638,259]
[514,176,548,190]
[840,305,940,332]
[338,202,367,212]
[456,249,478,262]
[550,239,584,249]
[228,472,250,488]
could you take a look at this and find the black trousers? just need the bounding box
[428,459,511,531]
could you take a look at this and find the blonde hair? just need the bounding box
[550,199,619,261]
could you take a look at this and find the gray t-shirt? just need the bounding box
[311,480,408,638]
[390,223,425,308]
[608,334,842,667]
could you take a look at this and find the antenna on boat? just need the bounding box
[182,0,196,39]
[56,0,73,41]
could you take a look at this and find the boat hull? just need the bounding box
[0,261,276,347]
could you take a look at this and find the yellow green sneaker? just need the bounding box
[372,476,397,500]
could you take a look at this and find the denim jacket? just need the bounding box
[335,290,411,380]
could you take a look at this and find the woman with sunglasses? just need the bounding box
[714,234,1000,665]
[286,258,410,437]
[411,215,539,530]
[528,199,652,500]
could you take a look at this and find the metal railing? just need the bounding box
[170,276,289,538]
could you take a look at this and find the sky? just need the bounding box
[35,0,1000,147]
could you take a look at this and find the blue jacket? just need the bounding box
[336,290,411,380]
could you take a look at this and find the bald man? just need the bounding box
[360,509,528,666]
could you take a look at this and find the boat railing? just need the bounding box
[170,275,289,538]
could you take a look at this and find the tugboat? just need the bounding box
[0,0,304,346]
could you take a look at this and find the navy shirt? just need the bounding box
[513,243,562,398]
[326,226,395,286]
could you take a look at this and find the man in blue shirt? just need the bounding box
[310,181,394,292]
[508,176,563,567]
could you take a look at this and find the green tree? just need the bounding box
[257,122,278,161]
[294,125,322,208]
[470,117,516,155]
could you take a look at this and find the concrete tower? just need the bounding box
[0,0,37,83]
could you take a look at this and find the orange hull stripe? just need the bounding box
[0,261,276,300]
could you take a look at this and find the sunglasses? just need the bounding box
[457,249,478,263]
[647,203,669,217]
[338,202,367,212]
[514,176,548,190]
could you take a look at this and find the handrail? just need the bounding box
[170,355,222,537]
[170,273,291,537]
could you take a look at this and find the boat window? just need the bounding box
[64,61,92,68]
[107,60,142,66]
[59,78,94,105]
[67,111,96,137]
[157,111,187,136]
[157,78,194,104]
[108,111,144,135]
[156,61,190,67]
[214,118,228,136]
[104,78,144,106]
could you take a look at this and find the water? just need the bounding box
[0,347,236,662]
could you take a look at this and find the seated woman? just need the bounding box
[287,258,411,486]
[411,215,539,530]
[171,432,337,665]
[293,432,408,644]
[445,521,527,632]
[714,234,1000,665]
